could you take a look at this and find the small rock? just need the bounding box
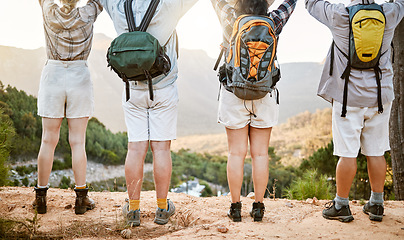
[312,197,318,205]
[401,228,404,230]
[65,204,73,209]
[202,224,210,230]
[22,205,26,208]
[285,202,293,208]
[306,198,313,203]
[8,204,16,212]
[352,200,357,204]
[113,204,121,208]
[217,225,228,233]
[121,229,132,239]
[246,192,255,199]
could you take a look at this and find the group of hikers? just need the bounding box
[33,0,403,226]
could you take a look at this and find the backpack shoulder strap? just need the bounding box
[138,0,160,32]
[124,0,136,32]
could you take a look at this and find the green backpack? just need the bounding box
[107,0,171,101]
[330,1,386,117]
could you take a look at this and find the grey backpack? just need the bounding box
[215,14,280,101]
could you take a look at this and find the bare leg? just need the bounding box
[37,118,63,186]
[67,118,89,186]
[249,126,272,202]
[226,126,249,203]
[125,141,149,200]
[150,141,172,199]
[366,156,386,193]
[336,157,357,198]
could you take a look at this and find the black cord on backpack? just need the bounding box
[244,100,257,118]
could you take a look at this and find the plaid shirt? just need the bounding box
[210,0,297,45]
[39,0,103,61]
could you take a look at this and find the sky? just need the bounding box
[0,0,379,64]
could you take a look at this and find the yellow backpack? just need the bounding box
[330,1,386,117]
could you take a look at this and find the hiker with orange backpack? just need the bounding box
[306,0,404,222]
[211,0,297,222]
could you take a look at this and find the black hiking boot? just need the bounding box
[227,202,242,222]
[363,202,384,222]
[322,200,354,222]
[74,187,95,214]
[33,186,48,214]
[250,202,265,222]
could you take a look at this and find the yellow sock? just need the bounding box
[157,198,167,210]
[75,184,86,189]
[129,199,140,211]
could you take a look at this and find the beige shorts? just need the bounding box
[218,87,279,129]
[122,82,178,142]
[37,60,94,118]
[332,100,391,157]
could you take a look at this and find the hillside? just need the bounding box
[1,187,403,239]
[0,34,329,136]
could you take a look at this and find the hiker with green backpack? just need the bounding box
[211,0,297,222]
[306,0,404,222]
[99,0,198,226]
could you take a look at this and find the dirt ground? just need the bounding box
[1,187,403,239]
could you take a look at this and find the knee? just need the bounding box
[251,152,268,161]
[150,141,171,154]
[127,142,149,157]
[228,147,248,159]
[68,135,85,148]
[41,131,60,147]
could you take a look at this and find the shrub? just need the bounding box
[285,169,332,200]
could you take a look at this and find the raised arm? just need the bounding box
[210,0,236,43]
[269,0,297,35]
[83,0,103,17]
[305,0,342,28]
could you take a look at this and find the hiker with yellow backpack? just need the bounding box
[306,0,404,222]
[211,0,297,222]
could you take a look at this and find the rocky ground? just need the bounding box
[1,187,403,239]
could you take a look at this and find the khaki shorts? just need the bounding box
[122,82,178,142]
[37,60,94,118]
[332,100,391,157]
[218,87,279,129]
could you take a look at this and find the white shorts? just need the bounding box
[218,87,279,129]
[332,100,391,158]
[122,82,178,142]
[37,60,94,118]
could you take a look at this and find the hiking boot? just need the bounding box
[154,199,175,225]
[33,186,48,214]
[122,202,141,227]
[322,200,354,222]
[227,202,242,222]
[250,202,265,222]
[363,202,384,222]
[74,187,95,214]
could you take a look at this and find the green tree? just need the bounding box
[0,108,15,186]
[285,169,333,200]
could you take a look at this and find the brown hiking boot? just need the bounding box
[74,187,95,214]
[33,186,48,214]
